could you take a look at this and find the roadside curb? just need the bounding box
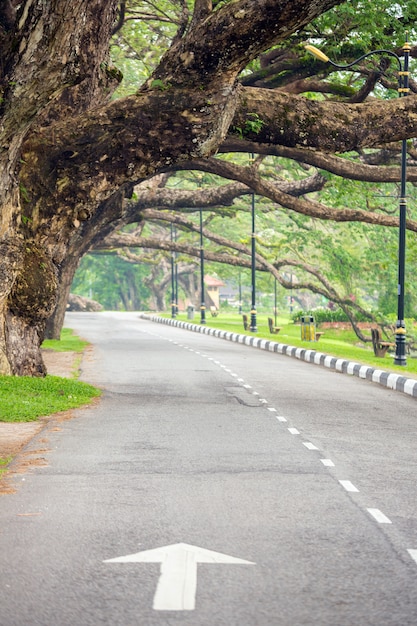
[140,314,417,399]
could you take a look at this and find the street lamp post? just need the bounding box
[250,154,257,332]
[274,278,278,327]
[305,39,411,366]
[238,270,242,315]
[199,207,206,324]
[170,224,176,318]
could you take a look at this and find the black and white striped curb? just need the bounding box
[140,314,417,399]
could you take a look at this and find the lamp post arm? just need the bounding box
[328,49,401,71]
[305,44,402,72]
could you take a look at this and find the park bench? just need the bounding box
[268,317,281,335]
[371,328,395,357]
[210,306,219,317]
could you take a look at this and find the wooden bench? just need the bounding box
[268,317,281,335]
[209,306,219,317]
[242,314,249,330]
[371,328,395,357]
[315,331,324,341]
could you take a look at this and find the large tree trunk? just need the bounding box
[45,256,81,340]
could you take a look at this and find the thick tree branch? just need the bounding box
[221,140,417,183]
[233,87,417,152]
[184,158,417,232]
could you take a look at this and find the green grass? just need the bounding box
[162,312,417,378]
[0,328,100,423]
[42,327,88,352]
[0,456,12,478]
[0,375,101,422]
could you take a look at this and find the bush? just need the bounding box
[291,307,370,324]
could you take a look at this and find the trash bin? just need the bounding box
[301,315,316,341]
[187,305,195,320]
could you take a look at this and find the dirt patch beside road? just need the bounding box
[0,351,78,494]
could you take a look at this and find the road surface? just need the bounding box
[1,311,417,625]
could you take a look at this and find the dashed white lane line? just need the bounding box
[276,416,287,422]
[339,480,359,493]
[321,459,335,467]
[267,408,277,412]
[407,549,417,564]
[252,391,260,396]
[367,508,392,524]
[243,384,252,389]
[303,442,319,450]
[259,399,268,404]
[288,427,300,435]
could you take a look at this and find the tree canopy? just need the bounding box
[1,0,417,375]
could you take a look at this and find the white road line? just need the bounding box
[243,384,252,389]
[288,427,300,435]
[259,399,268,404]
[339,480,359,493]
[303,442,319,450]
[321,459,335,467]
[276,416,287,422]
[407,549,417,564]
[267,408,277,412]
[237,378,245,382]
[252,391,259,396]
[367,508,392,524]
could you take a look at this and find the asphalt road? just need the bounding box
[1,311,417,626]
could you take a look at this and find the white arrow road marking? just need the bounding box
[104,543,255,611]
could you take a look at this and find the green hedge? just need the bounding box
[291,307,369,324]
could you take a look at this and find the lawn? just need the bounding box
[161,312,417,378]
[0,328,100,423]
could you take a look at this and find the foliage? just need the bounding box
[72,254,152,311]
[291,307,370,324]
[110,0,181,96]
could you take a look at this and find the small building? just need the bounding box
[204,275,225,310]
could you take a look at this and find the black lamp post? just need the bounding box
[250,154,257,332]
[238,270,242,315]
[199,207,206,324]
[274,278,278,327]
[170,224,176,318]
[305,38,411,366]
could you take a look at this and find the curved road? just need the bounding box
[1,312,417,625]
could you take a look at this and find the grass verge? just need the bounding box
[0,456,12,478]
[0,328,101,423]
[0,376,101,422]
[42,327,89,352]
[160,312,417,378]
